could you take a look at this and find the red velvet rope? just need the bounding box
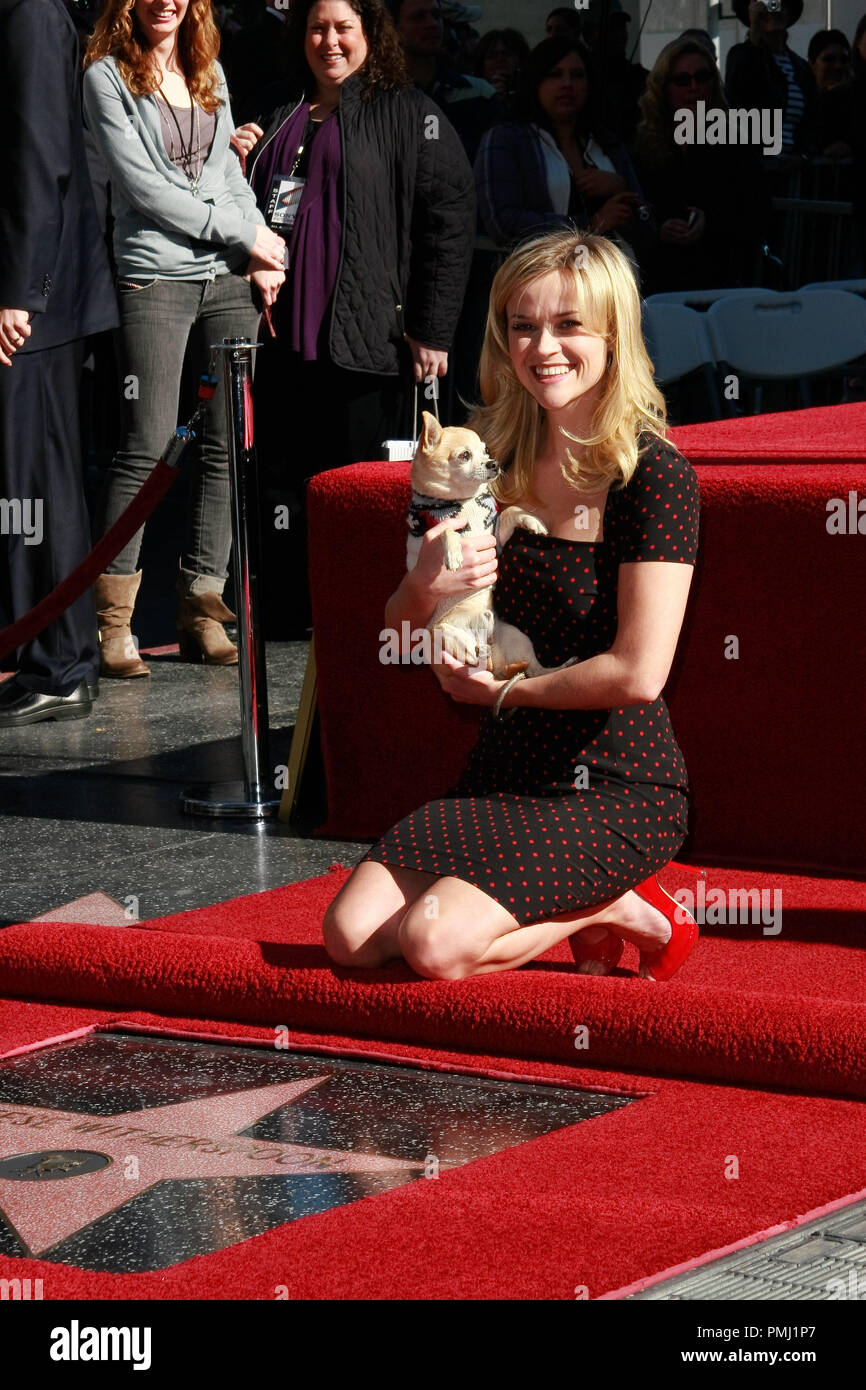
[243,376,254,450]
[0,457,180,662]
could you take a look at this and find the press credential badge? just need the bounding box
[267,175,305,231]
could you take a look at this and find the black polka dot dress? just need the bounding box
[362,435,700,926]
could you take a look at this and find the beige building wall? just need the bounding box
[473,1,549,46]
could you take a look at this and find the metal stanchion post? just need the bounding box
[181,337,280,819]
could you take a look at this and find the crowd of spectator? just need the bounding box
[69,0,866,306]
[1,0,864,722]
[220,0,866,300]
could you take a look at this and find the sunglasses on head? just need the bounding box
[669,68,714,87]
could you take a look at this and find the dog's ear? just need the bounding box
[420,411,443,451]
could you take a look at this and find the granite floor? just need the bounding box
[0,641,372,926]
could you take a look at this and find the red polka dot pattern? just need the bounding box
[363,434,700,925]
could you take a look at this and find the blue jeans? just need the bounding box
[101,271,260,585]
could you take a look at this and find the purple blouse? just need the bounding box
[250,101,343,360]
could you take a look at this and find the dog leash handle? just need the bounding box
[411,377,441,449]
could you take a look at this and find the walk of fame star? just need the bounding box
[0,1077,424,1258]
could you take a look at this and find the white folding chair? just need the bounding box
[645,287,773,311]
[799,279,866,299]
[705,290,866,411]
[641,302,721,418]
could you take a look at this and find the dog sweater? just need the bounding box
[406,488,498,570]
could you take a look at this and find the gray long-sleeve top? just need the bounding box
[82,56,265,280]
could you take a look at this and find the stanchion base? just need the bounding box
[181,781,281,819]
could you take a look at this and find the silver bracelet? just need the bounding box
[493,670,526,720]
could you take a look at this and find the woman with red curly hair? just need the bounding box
[82,0,287,675]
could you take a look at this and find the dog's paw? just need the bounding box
[443,530,464,572]
[437,624,478,668]
[498,506,547,544]
[515,511,547,535]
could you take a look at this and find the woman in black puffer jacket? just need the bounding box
[234,0,475,636]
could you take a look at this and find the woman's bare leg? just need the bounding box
[397,877,673,979]
[322,860,440,967]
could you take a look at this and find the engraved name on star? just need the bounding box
[0,1077,424,1256]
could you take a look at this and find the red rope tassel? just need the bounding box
[243,376,254,450]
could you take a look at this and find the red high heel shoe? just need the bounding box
[633,875,698,981]
[569,928,624,975]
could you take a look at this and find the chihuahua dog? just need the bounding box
[407,412,552,679]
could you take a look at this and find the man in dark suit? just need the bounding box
[0,0,118,726]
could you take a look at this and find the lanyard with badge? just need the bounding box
[266,115,314,233]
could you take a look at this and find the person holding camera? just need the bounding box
[725,1,817,158]
[632,36,769,294]
[82,0,287,676]
[475,37,653,269]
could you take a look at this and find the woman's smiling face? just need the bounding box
[506,270,609,413]
[134,0,190,49]
[305,0,369,90]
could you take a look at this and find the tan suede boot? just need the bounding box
[175,587,239,665]
[93,572,151,678]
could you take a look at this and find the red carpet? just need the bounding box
[2,405,864,1297]
[308,456,866,876]
[1,1001,865,1300]
[1,864,864,1098]
[672,401,866,461]
[2,862,864,1299]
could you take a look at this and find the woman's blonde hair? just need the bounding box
[468,228,666,506]
[84,0,222,114]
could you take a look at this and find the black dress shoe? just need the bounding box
[0,678,93,727]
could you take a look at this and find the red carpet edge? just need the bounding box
[1,1003,865,1299]
[0,917,864,1098]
